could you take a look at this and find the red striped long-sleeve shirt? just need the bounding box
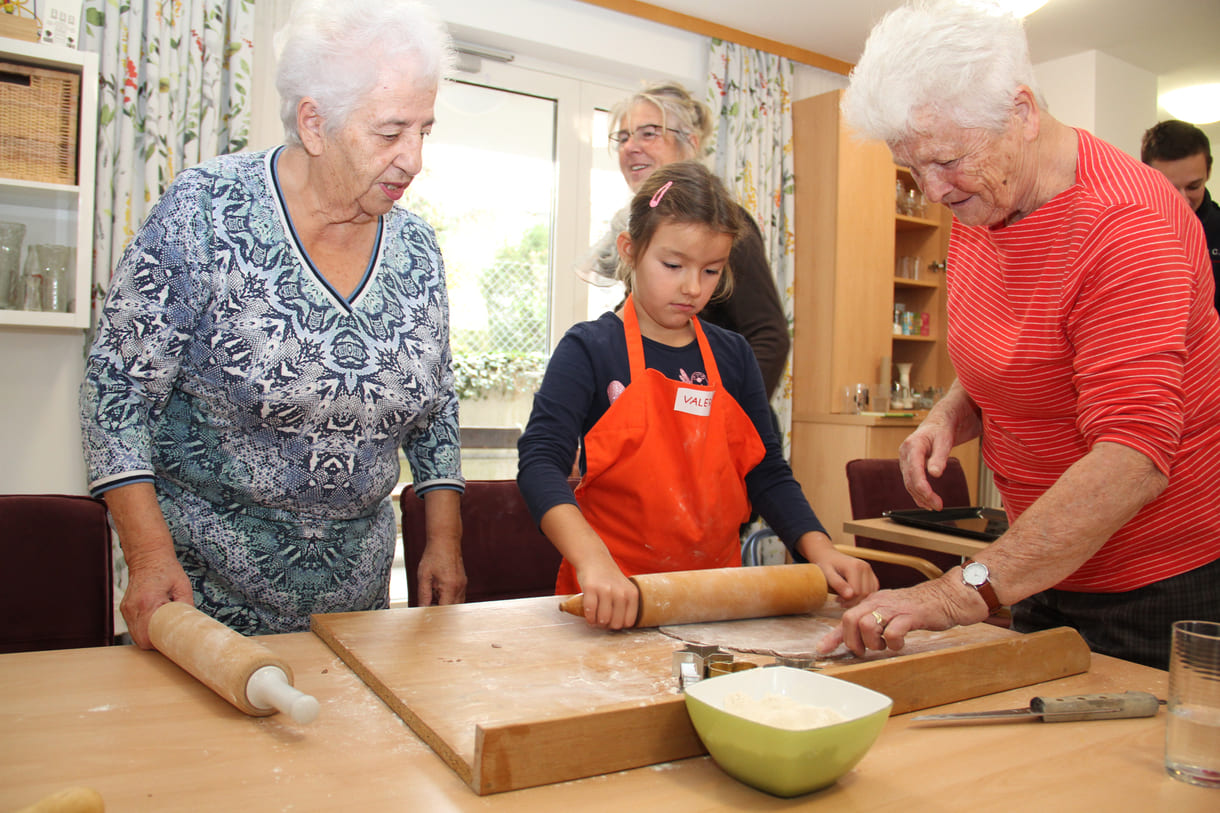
[947,129,1220,592]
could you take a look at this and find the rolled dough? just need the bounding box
[659,611,843,659]
[658,600,984,662]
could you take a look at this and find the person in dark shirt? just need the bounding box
[1142,119,1220,313]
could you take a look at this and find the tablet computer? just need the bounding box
[883,506,1009,541]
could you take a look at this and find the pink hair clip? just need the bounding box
[649,181,673,208]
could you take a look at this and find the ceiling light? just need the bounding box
[1159,84,1220,125]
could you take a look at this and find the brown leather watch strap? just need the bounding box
[963,559,1002,613]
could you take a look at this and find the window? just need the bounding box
[402,61,629,480]
[586,108,628,320]
[390,62,631,604]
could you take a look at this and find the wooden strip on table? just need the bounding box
[824,626,1092,714]
[474,698,703,796]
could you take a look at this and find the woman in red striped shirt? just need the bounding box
[819,0,1220,669]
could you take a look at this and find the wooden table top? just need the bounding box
[1,617,1215,811]
[845,516,991,558]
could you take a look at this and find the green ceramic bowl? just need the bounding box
[683,666,892,797]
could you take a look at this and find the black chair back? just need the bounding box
[400,480,563,606]
[0,494,113,653]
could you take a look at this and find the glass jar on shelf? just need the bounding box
[0,221,26,310]
[20,244,75,312]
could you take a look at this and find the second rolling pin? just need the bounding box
[559,563,828,627]
[148,602,319,724]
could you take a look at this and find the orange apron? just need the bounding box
[555,295,767,594]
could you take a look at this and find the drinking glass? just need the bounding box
[0,221,24,309]
[842,383,869,414]
[24,244,74,312]
[1165,620,1220,787]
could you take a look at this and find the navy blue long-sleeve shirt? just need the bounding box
[516,311,826,561]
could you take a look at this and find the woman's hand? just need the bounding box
[416,543,466,606]
[816,570,988,657]
[102,482,193,649]
[800,532,879,607]
[899,380,982,510]
[418,489,466,606]
[121,546,194,649]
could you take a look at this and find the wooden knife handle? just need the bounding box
[1033,691,1163,721]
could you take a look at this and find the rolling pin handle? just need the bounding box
[245,665,320,724]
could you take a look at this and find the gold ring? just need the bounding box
[871,610,886,627]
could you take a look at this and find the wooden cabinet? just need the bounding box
[0,38,97,330]
[789,89,977,543]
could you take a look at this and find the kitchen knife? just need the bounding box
[913,691,1163,724]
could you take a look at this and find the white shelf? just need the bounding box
[0,39,97,331]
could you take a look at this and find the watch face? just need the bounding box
[963,561,989,587]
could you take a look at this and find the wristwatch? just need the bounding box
[961,559,1002,613]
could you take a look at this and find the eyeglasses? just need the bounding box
[609,124,684,147]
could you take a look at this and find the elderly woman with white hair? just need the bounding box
[818,0,1220,669]
[80,0,466,647]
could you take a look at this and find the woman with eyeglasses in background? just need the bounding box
[577,82,791,402]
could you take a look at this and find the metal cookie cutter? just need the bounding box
[673,644,720,689]
[768,653,816,670]
[672,645,757,688]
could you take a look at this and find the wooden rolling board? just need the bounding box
[311,596,1090,796]
[311,597,688,792]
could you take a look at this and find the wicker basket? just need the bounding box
[0,59,80,185]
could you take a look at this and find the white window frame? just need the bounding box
[448,60,629,348]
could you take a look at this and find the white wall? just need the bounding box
[0,329,88,493]
[1035,49,1158,161]
[1035,50,1219,200]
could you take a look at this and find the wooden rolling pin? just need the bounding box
[148,602,319,724]
[559,563,828,627]
[14,787,104,813]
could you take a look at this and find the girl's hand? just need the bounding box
[812,547,880,607]
[797,531,879,608]
[574,562,638,629]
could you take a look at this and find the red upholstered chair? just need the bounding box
[0,494,114,653]
[400,479,564,606]
[845,458,971,589]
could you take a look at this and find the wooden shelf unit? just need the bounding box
[788,89,977,542]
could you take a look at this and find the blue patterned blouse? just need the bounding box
[80,147,463,634]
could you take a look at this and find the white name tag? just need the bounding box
[674,387,713,416]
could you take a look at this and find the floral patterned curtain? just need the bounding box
[82,0,255,302]
[705,39,796,452]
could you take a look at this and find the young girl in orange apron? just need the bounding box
[517,162,877,628]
